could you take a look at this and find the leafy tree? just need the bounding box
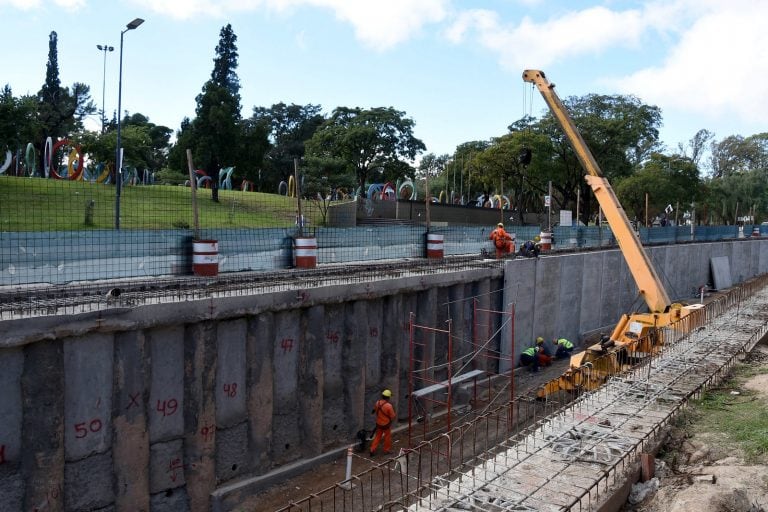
[677,129,714,168]
[614,153,701,223]
[190,24,242,202]
[709,133,768,178]
[445,140,491,204]
[418,153,450,201]
[250,102,325,192]
[305,106,425,198]
[0,86,40,155]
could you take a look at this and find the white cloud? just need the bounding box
[0,0,42,8]
[609,1,768,125]
[444,5,649,71]
[129,0,448,49]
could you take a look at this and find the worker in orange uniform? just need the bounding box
[490,223,514,258]
[370,389,396,456]
[536,337,553,367]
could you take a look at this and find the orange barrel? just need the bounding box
[539,231,552,251]
[192,239,219,276]
[426,233,444,259]
[294,236,317,268]
[752,226,760,237]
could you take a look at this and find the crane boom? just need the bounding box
[522,69,671,313]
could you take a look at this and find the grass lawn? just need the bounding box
[0,176,315,231]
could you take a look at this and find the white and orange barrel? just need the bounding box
[294,237,317,268]
[193,239,219,277]
[539,231,552,251]
[426,233,444,259]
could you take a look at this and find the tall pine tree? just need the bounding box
[192,24,242,202]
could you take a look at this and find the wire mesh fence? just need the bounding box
[0,174,764,287]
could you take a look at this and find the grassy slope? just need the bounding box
[0,176,305,231]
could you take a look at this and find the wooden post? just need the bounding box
[186,149,200,240]
[294,158,303,236]
[645,192,649,227]
[425,169,431,229]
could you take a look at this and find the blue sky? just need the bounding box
[1,0,766,162]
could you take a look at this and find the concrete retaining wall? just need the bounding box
[0,240,766,511]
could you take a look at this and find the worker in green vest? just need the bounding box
[519,346,541,372]
[553,338,574,359]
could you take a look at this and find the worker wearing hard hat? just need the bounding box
[490,222,514,258]
[370,389,396,456]
[552,338,574,359]
[520,235,541,258]
[535,337,552,367]
[519,345,541,372]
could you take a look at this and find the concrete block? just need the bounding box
[271,413,301,465]
[215,422,249,483]
[216,319,247,428]
[344,301,367,431]
[533,255,562,343]
[505,258,537,362]
[148,326,185,442]
[381,293,403,408]
[113,331,150,512]
[0,348,23,465]
[149,439,185,494]
[600,251,623,326]
[64,333,114,461]
[150,487,190,512]
[64,451,114,510]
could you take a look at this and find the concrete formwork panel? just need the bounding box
[247,313,275,472]
[150,485,190,512]
[64,332,114,461]
[322,304,347,446]
[532,256,563,344]
[381,294,404,396]
[149,439,185,493]
[298,305,325,459]
[364,300,383,388]
[758,240,768,275]
[731,241,753,284]
[415,288,438,406]
[504,258,537,362]
[184,322,217,512]
[398,293,419,420]
[447,284,471,370]
[0,466,23,511]
[216,319,247,428]
[148,326,185,443]
[472,278,495,373]
[64,451,113,510]
[599,251,623,327]
[215,422,249,483]
[0,348,23,465]
[112,330,150,512]
[271,310,301,464]
[554,254,584,346]
[21,340,64,512]
[578,252,605,337]
[344,301,368,432]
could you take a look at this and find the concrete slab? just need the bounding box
[364,300,383,387]
[600,251,623,326]
[271,310,301,464]
[149,439,185,493]
[578,251,605,336]
[0,467,23,511]
[247,312,275,471]
[504,257,537,362]
[532,255,562,344]
[215,422,249,482]
[711,256,732,290]
[64,451,114,510]
[149,487,190,512]
[555,254,583,346]
[298,305,325,458]
[322,303,347,445]
[64,332,114,461]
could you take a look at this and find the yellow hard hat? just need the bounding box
[534,235,541,242]
[536,337,544,344]
[382,389,392,398]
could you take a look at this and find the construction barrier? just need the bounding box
[426,233,444,259]
[192,239,219,277]
[752,226,760,237]
[294,237,318,268]
[539,231,552,251]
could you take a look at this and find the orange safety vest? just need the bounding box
[491,228,509,249]
[373,399,396,428]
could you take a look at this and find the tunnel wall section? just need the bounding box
[0,239,765,511]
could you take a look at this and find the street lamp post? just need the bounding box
[96,44,114,133]
[115,17,144,230]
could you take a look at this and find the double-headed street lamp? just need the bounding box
[96,44,114,133]
[115,17,144,230]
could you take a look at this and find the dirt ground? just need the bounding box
[234,356,573,512]
[623,343,768,512]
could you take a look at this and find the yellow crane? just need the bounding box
[521,70,704,396]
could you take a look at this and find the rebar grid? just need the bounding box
[275,274,768,512]
[0,256,502,321]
